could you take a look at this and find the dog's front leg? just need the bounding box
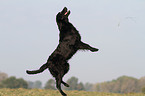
[78,41,99,52]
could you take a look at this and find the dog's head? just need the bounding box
[56,7,70,23]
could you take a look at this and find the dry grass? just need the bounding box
[0,88,145,96]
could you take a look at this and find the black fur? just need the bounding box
[26,7,99,96]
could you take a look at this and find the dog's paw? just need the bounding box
[62,93,67,96]
[91,48,99,52]
[64,83,69,87]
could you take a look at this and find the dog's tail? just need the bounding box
[26,63,48,74]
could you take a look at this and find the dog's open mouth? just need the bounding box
[64,10,70,16]
[62,7,70,16]
[64,11,68,15]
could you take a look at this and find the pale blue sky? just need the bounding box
[0,0,145,84]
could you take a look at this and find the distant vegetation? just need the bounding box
[0,72,145,94]
[94,76,145,93]
[0,76,27,88]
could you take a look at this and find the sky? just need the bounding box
[0,0,145,85]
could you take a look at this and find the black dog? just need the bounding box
[26,7,99,96]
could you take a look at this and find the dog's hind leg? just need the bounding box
[62,81,69,87]
[78,41,99,52]
[56,75,67,96]
[26,63,48,74]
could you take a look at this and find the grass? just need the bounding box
[0,88,145,96]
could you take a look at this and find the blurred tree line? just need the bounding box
[0,72,27,88]
[94,76,145,93]
[44,76,87,91]
[0,72,145,93]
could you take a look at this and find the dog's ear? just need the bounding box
[58,23,62,30]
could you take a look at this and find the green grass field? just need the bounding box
[0,88,145,96]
